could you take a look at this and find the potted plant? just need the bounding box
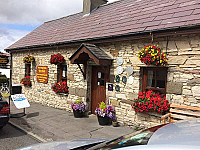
[50,53,65,65]
[132,90,170,114]
[137,45,168,66]
[20,76,31,87]
[71,99,87,118]
[23,55,35,63]
[52,81,69,95]
[95,102,115,126]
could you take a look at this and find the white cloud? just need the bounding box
[0,0,83,25]
[0,0,119,51]
[0,0,118,25]
[0,28,29,51]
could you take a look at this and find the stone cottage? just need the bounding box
[6,0,200,127]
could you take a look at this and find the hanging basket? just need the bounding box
[50,53,65,65]
[23,55,35,63]
[137,45,168,66]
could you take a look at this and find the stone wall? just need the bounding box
[12,33,200,128]
[12,47,88,111]
[166,35,200,108]
[101,34,200,127]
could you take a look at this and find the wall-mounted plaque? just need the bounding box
[122,76,127,84]
[116,66,123,74]
[128,76,134,85]
[108,84,113,91]
[126,66,133,76]
[117,57,123,65]
[115,75,120,83]
[115,85,120,92]
[37,66,48,84]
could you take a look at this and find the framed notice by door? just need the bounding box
[37,66,48,84]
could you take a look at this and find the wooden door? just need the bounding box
[91,66,107,114]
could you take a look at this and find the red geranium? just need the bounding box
[20,76,31,87]
[132,90,170,114]
[52,81,69,94]
[50,53,65,65]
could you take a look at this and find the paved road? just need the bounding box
[0,123,39,150]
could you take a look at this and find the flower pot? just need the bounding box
[73,110,84,118]
[97,115,111,126]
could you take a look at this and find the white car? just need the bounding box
[18,118,200,150]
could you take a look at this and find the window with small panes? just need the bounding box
[142,67,167,94]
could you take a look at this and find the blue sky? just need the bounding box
[0,0,117,77]
[0,24,36,31]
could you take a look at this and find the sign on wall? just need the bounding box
[0,55,9,64]
[108,84,113,91]
[37,66,48,84]
[11,94,30,109]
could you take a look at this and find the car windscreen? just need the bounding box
[90,124,165,150]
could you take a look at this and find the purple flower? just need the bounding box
[71,101,86,112]
[95,104,115,120]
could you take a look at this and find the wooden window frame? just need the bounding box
[142,67,167,94]
[25,63,31,77]
[57,64,67,82]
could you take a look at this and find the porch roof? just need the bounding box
[69,43,113,65]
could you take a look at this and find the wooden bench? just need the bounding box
[161,104,200,124]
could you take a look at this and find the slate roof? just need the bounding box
[6,0,200,50]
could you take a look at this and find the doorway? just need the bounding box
[91,66,107,114]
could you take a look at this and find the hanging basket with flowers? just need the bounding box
[50,53,65,65]
[23,55,35,63]
[20,76,31,87]
[52,81,69,94]
[132,90,170,114]
[138,45,168,66]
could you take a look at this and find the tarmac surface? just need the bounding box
[0,123,39,150]
[9,101,134,142]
